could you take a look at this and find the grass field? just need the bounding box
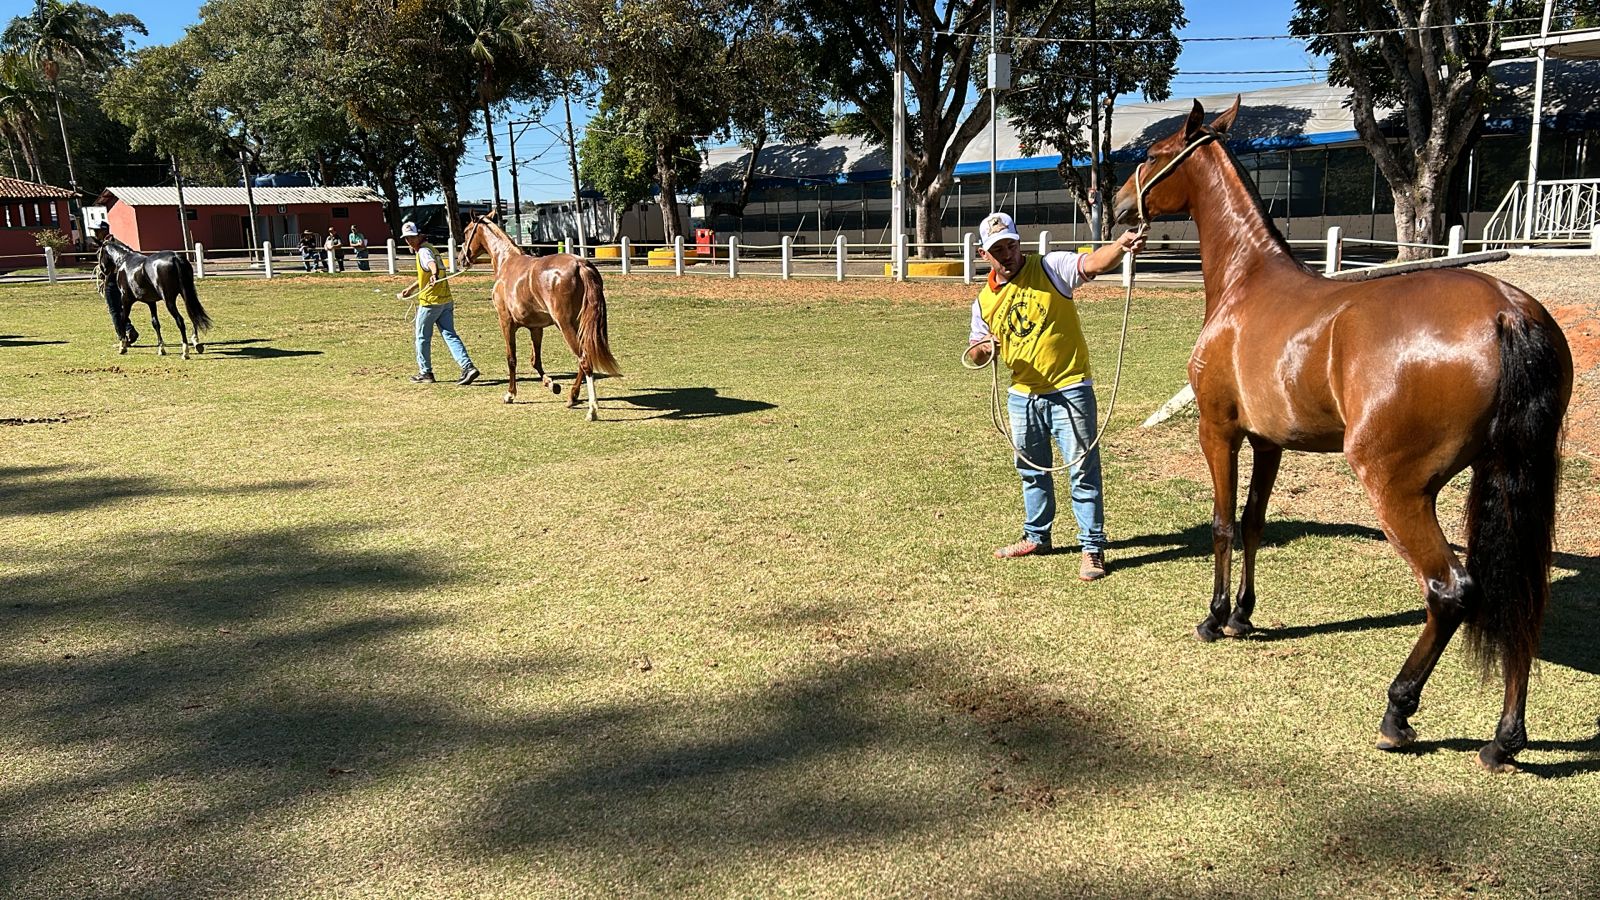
[2,271,1597,898]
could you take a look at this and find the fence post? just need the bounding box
[896,233,910,282]
[728,236,739,278]
[263,241,274,279]
[194,243,205,278]
[835,235,847,282]
[621,237,632,275]
[1591,224,1600,255]
[445,236,457,273]
[387,239,397,275]
[674,235,685,276]
[962,233,975,285]
[781,236,793,280]
[1121,249,1133,288]
[1324,225,1342,275]
[44,246,57,283]
[1447,224,1464,257]
[1038,229,1050,257]
[327,243,336,273]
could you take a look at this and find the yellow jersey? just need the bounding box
[974,252,1093,395]
[415,243,451,306]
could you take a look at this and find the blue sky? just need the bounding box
[122,0,1323,203]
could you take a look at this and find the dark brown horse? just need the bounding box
[96,236,212,358]
[459,217,620,419]
[1113,99,1572,772]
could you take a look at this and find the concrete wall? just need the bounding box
[0,197,72,270]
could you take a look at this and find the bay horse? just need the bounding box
[95,236,212,359]
[459,216,620,420]
[1113,99,1572,772]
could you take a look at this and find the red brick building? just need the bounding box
[0,175,74,271]
[96,185,389,252]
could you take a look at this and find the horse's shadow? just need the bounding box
[206,339,323,360]
[1111,519,1386,574]
[605,386,777,420]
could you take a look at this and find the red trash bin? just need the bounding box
[694,227,716,260]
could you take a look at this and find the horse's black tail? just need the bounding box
[577,261,621,377]
[177,257,213,332]
[1463,309,1570,678]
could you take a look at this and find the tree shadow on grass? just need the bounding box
[0,334,68,347]
[0,465,319,519]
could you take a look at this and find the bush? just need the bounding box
[33,229,72,255]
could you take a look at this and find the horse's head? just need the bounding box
[460,217,486,270]
[1113,97,1239,226]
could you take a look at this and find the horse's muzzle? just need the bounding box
[1112,196,1138,226]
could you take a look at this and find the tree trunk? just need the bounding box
[913,172,949,258]
[735,128,766,216]
[655,140,683,243]
[439,159,463,247]
[378,168,403,237]
[1392,166,1449,262]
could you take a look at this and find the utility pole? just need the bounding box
[1088,0,1102,241]
[989,0,997,214]
[240,150,261,260]
[483,103,503,218]
[562,92,587,254]
[507,118,523,245]
[172,154,193,253]
[891,0,906,274]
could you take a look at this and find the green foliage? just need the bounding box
[1007,0,1185,238]
[579,105,655,219]
[100,42,234,180]
[32,228,71,252]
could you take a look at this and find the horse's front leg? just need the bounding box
[501,316,519,404]
[1228,439,1282,637]
[1196,420,1243,642]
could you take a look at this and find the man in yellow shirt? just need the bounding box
[398,221,480,385]
[965,212,1145,580]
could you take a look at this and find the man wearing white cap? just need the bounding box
[964,211,1145,580]
[397,221,479,385]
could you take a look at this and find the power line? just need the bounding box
[936,16,1540,46]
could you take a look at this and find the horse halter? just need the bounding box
[1132,127,1220,233]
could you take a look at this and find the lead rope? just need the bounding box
[397,266,473,321]
[963,130,1216,474]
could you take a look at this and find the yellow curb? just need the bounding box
[885,260,964,277]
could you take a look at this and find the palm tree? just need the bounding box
[448,0,541,214]
[0,52,50,181]
[2,1,143,191]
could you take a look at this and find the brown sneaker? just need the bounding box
[995,538,1049,559]
[1079,551,1108,581]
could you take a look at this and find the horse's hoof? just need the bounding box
[157,348,166,356]
[586,409,597,422]
[1194,621,1224,643]
[118,346,128,356]
[1223,618,1255,638]
[195,344,205,354]
[503,393,515,404]
[1476,743,1520,774]
[549,382,561,395]
[1375,723,1416,751]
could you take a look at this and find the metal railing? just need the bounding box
[1483,178,1600,246]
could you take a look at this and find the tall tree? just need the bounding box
[1008,0,1184,240]
[100,42,236,182]
[560,0,729,242]
[0,52,50,181]
[788,0,1072,257]
[1290,0,1537,259]
[578,104,656,236]
[2,1,145,192]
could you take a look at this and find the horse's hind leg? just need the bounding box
[147,304,166,356]
[1227,440,1282,637]
[1356,471,1472,751]
[531,327,558,394]
[165,297,190,360]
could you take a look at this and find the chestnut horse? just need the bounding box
[1114,99,1572,772]
[459,217,621,419]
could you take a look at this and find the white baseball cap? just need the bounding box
[400,221,421,239]
[978,212,1021,251]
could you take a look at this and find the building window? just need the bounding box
[332,206,349,219]
[49,202,58,225]
[32,203,41,225]
[3,206,11,228]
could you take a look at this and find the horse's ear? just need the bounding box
[485,210,499,223]
[1209,95,1242,135]
[1182,99,1206,140]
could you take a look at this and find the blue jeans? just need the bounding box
[414,301,473,375]
[1008,383,1106,552]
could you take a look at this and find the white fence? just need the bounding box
[7,223,1590,290]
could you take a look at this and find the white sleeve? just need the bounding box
[969,298,992,343]
[1041,250,1091,294]
[417,246,438,273]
